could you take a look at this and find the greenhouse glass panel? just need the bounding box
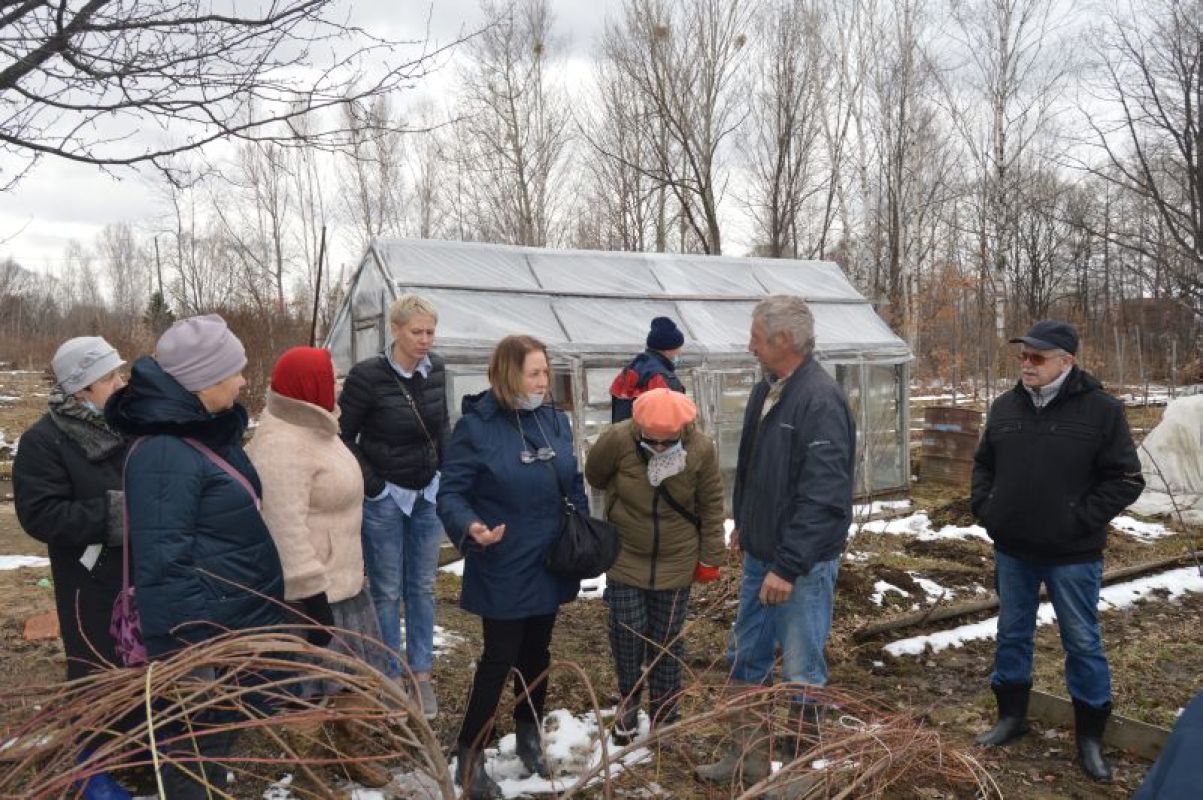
[529,253,658,294]
[675,301,758,350]
[378,240,538,290]
[862,364,906,494]
[352,264,388,317]
[811,304,910,354]
[836,364,866,496]
[446,369,490,425]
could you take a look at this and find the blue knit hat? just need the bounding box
[646,316,684,351]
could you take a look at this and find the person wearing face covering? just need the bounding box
[106,314,285,800]
[437,335,589,800]
[13,336,134,800]
[585,388,726,745]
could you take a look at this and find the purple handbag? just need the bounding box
[110,437,147,667]
[108,437,261,668]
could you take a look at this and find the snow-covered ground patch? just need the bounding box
[439,558,608,601]
[853,499,912,518]
[0,555,49,570]
[870,581,910,605]
[910,575,953,601]
[0,395,19,403]
[1111,515,1173,540]
[884,566,1203,657]
[852,512,990,542]
[439,558,464,577]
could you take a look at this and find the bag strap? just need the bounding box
[383,363,439,453]
[636,442,700,530]
[120,436,149,597]
[182,437,261,510]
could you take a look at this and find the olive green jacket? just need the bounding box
[584,420,726,590]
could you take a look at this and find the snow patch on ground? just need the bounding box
[1111,515,1172,540]
[853,499,912,517]
[853,512,990,542]
[439,559,608,601]
[0,555,49,570]
[870,581,910,605]
[910,575,953,601]
[884,566,1203,657]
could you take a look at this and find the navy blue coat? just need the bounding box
[437,391,586,619]
[733,358,855,582]
[106,356,285,658]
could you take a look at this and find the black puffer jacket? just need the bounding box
[338,352,450,497]
[13,414,126,679]
[971,367,1145,564]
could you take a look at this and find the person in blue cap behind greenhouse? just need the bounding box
[609,316,687,423]
[971,319,1145,782]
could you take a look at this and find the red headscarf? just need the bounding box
[271,347,336,412]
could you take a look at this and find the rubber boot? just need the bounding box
[327,695,393,788]
[515,719,550,779]
[1073,699,1114,782]
[976,683,1031,747]
[611,701,641,747]
[282,718,330,797]
[694,686,771,786]
[780,702,823,761]
[454,743,503,800]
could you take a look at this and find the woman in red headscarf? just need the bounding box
[246,346,391,789]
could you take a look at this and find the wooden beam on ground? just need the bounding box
[854,554,1192,642]
[1028,689,1170,761]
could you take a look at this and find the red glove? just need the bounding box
[694,563,720,583]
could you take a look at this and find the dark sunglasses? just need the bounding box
[641,436,681,449]
[519,446,556,464]
[1016,351,1054,365]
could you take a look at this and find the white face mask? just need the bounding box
[642,442,687,486]
[517,393,544,411]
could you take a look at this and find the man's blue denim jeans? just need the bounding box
[992,549,1111,707]
[360,494,443,678]
[727,554,840,695]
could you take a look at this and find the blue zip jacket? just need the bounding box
[437,391,587,619]
[733,358,855,582]
[106,356,285,658]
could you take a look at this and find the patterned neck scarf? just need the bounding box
[48,390,124,461]
[642,441,688,487]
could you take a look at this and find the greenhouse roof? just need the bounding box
[358,238,911,361]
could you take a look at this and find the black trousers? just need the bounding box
[458,613,557,749]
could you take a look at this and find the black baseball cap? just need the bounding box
[1009,320,1078,355]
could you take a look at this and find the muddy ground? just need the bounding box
[1,370,1199,798]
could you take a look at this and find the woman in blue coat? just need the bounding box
[438,334,588,800]
[106,315,285,800]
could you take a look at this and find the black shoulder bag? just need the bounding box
[511,415,620,580]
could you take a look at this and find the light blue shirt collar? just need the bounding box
[385,344,431,380]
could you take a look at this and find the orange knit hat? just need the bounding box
[632,388,697,438]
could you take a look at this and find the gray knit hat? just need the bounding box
[52,336,126,395]
[155,314,247,391]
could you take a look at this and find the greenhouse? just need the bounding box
[325,238,913,506]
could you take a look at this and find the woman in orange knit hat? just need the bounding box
[584,387,727,744]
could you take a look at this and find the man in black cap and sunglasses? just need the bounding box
[971,319,1145,782]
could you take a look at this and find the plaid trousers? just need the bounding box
[605,580,691,725]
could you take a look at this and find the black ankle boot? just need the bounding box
[611,703,640,746]
[455,743,503,799]
[1073,699,1113,782]
[515,720,550,779]
[976,683,1031,747]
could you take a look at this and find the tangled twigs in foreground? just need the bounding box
[0,628,454,799]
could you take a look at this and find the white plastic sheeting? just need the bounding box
[325,238,910,366]
[1128,395,1203,525]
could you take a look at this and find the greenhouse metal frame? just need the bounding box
[325,238,913,505]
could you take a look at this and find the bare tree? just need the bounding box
[0,1,449,188]
[340,94,407,255]
[1080,0,1202,304]
[744,0,827,258]
[455,0,571,246]
[601,0,756,254]
[97,222,149,326]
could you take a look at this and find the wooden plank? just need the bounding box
[1028,690,1170,761]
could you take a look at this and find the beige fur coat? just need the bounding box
[247,390,364,602]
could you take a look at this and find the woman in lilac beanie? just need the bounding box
[106,314,285,798]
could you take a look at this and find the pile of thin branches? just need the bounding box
[0,628,452,799]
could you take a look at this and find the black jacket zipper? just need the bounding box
[650,491,661,588]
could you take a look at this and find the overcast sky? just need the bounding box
[0,1,617,277]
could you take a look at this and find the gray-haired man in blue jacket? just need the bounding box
[697,295,855,790]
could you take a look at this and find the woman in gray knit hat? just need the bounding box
[13,336,134,799]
